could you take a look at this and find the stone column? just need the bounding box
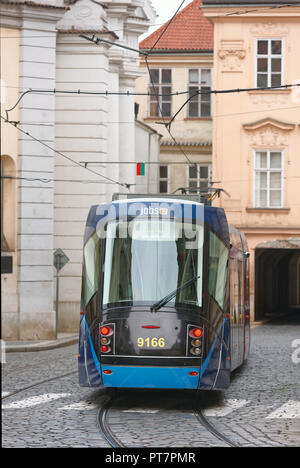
[54,33,111,332]
[17,8,63,340]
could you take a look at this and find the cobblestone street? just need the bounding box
[2,314,300,448]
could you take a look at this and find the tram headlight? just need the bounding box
[101,337,110,345]
[190,347,201,356]
[191,339,201,347]
[99,323,115,354]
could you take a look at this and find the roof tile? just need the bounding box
[139,0,213,51]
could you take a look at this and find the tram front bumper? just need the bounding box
[101,366,200,389]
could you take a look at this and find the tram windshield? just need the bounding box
[102,218,204,308]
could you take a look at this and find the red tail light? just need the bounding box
[101,326,113,336]
[189,327,203,338]
[142,326,160,329]
[103,369,113,375]
[101,345,111,353]
[188,371,198,377]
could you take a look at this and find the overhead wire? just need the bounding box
[2,0,300,195]
[147,0,187,55]
[0,115,133,190]
[0,175,112,185]
[76,0,300,198]
[0,1,298,42]
[5,101,300,126]
[139,0,300,195]
[142,0,198,171]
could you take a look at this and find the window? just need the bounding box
[159,165,169,193]
[254,151,284,208]
[188,69,211,117]
[188,165,211,192]
[84,232,101,305]
[256,39,283,88]
[208,232,229,309]
[102,219,204,307]
[149,68,172,117]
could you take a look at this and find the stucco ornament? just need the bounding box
[243,118,295,148]
[250,23,288,36]
[218,41,246,72]
[57,0,107,32]
[249,91,289,107]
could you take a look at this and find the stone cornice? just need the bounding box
[0,2,66,26]
[0,1,67,10]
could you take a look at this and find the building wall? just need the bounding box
[54,33,111,332]
[202,4,300,317]
[1,27,19,339]
[1,0,158,339]
[135,53,213,193]
[135,120,161,193]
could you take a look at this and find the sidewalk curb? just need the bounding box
[5,335,78,353]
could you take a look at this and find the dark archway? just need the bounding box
[255,238,300,321]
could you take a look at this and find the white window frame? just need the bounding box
[255,38,284,88]
[148,68,172,118]
[253,150,284,208]
[187,68,212,118]
[159,165,170,194]
[187,164,212,191]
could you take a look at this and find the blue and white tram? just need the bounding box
[78,194,250,390]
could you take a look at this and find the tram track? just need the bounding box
[98,399,125,448]
[1,370,77,401]
[97,396,238,448]
[194,408,238,447]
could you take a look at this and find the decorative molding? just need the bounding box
[250,23,289,37]
[246,207,291,214]
[56,0,107,32]
[248,89,291,107]
[218,40,246,73]
[243,117,295,148]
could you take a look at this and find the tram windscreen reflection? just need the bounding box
[102,219,204,308]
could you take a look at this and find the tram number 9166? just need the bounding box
[137,337,166,349]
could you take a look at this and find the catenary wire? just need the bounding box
[7,102,300,126]
[0,115,132,190]
[3,82,300,122]
[0,1,298,40]
[147,0,186,54]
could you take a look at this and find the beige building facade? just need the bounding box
[135,53,213,194]
[136,0,214,195]
[202,0,300,319]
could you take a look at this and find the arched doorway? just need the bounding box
[255,238,300,320]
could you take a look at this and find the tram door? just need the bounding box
[230,258,244,369]
[237,259,244,365]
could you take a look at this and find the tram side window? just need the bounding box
[208,232,229,309]
[84,233,101,305]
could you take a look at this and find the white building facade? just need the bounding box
[0,0,158,340]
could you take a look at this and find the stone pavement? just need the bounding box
[4,333,78,353]
[2,314,300,448]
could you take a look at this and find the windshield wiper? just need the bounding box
[150,275,201,312]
